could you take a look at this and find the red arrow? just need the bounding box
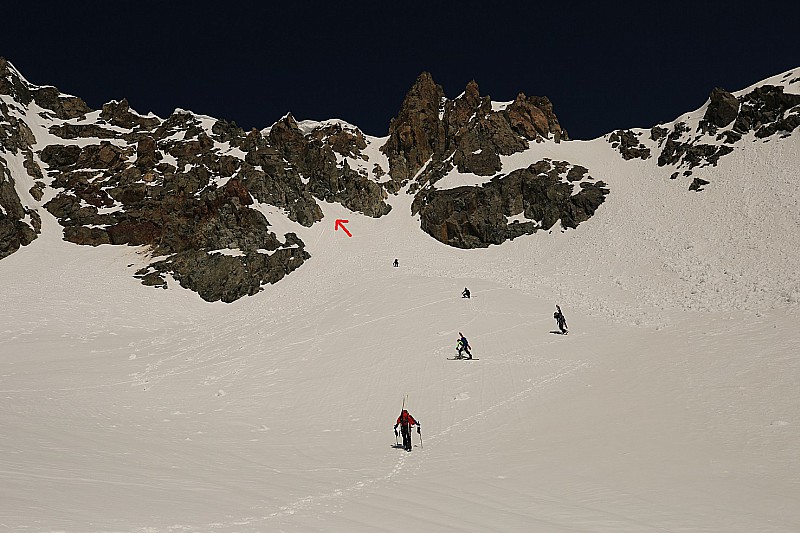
[334,219,352,237]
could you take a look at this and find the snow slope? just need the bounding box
[1,74,800,531]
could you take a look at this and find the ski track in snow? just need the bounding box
[178,361,591,531]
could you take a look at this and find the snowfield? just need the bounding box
[2,81,800,530]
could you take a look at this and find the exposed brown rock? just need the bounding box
[506,93,564,141]
[63,226,111,246]
[32,86,92,119]
[382,72,447,185]
[136,136,159,169]
[101,99,160,129]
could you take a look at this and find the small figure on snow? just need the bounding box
[456,332,472,359]
[462,287,471,299]
[393,258,399,267]
[554,305,568,335]
[394,409,420,451]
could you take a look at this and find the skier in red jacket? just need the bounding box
[394,409,420,451]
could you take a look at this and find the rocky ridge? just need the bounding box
[379,72,605,247]
[0,58,392,301]
[604,73,800,191]
[2,58,798,300]
[382,73,566,192]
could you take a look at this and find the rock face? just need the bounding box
[655,84,800,189]
[0,56,394,301]
[411,160,608,248]
[382,72,581,247]
[0,158,40,258]
[382,73,565,193]
[3,56,798,293]
[268,115,391,217]
[382,72,447,188]
[0,58,43,258]
[703,88,740,129]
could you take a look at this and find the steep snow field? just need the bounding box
[2,103,800,529]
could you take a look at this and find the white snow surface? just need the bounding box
[2,75,800,531]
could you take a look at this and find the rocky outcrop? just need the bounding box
[0,158,40,258]
[702,88,739,131]
[308,121,368,158]
[412,160,607,248]
[1,59,91,121]
[445,83,528,177]
[101,99,160,130]
[381,73,576,247]
[608,129,651,160]
[689,177,710,192]
[5,55,797,296]
[0,60,43,256]
[268,115,391,217]
[382,73,565,192]
[657,121,734,169]
[657,84,800,181]
[138,244,309,303]
[382,73,447,187]
[734,85,800,139]
[1,56,400,301]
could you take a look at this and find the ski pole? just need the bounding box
[417,425,423,449]
[394,428,399,446]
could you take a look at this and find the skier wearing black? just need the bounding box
[462,287,471,299]
[393,258,399,267]
[554,305,568,334]
[456,332,472,359]
[394,409,420,451]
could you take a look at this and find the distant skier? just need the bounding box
[394,409,420,451]
[393,258,399,267]
[456,332,472,359]
[462,287,471,299]
[554,305,568,334]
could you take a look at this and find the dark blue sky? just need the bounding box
[3,2,798,139]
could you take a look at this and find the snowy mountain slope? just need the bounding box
[2,66,800,531]
[1,58,398,301]
[2,186,799,531]
[411,67,800,319]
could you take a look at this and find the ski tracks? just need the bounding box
[425,359,589,445]
[212,359,590,530]
[181,443,415,531]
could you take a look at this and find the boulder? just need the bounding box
[136,136,159,169]
[100,99,160,129]
[63,226,111,246]
[32,86,92,119]
[703,87,739,128]
[39,144,82,169]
